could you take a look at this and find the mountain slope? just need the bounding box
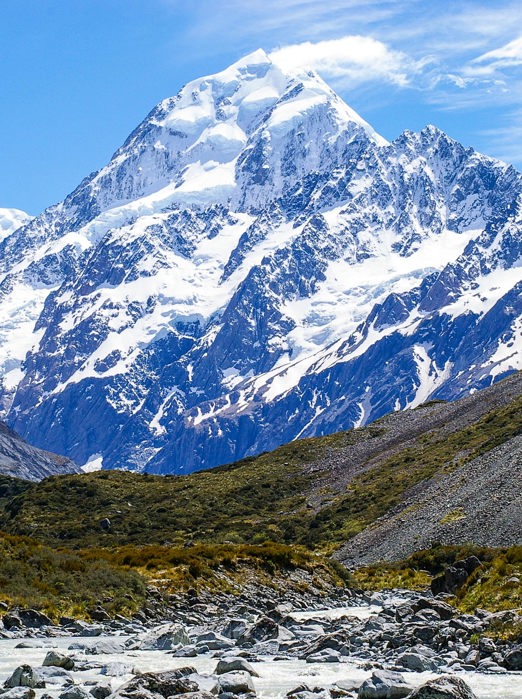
[0,50,521,473]
[0,372,519,553]
[0,419,79,481]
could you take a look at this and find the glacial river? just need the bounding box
[0,605,520,698]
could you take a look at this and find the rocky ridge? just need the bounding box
[0,50,520,475]
[0,420,78,481]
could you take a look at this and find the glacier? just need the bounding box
[0,49,521,474]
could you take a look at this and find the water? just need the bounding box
[0,605,521,699]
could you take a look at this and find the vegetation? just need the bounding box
[354,544,522,619]
[0,378,519,618]
[0,531,146,620]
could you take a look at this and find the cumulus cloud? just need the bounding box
[269,36,423,87]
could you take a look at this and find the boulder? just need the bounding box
[217,671,255,695]
[58,688,91,699]
[0,690,36,699]
[90,639,127,655]
[18,610,53,628]
[430,558,481,596]
[4,668,45,690]
[42,651,75,671]
[358,670,412,699]
[215,658,259,677]
[114,668,198,699]
[412,599,454,621]
[89,687,112,699]
[141,623,190,650]
[239,616,279,644]
[195,631,234,651]
[405,676,477,699]
[398,653,436,672]
[2,614,22,630]
[222,619,249,640]
[504,644,522,671]
[305,649,341,663]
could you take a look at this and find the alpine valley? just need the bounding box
[1,49,521,476]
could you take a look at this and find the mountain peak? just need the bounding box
[2,51,521,477]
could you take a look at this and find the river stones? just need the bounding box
[504,644,522,670]
[3,667,45,690]
[42,651,75,671]
[404,676,477,699]
[114,668,199,699]
[215,658,259,677]
[89,686,112,699]
[0,690,36,699]
[58,688,92,699]
[217,671,255,695]
[358,670,412,699]
[140,623,190,650]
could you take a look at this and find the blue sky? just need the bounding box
[2,0,522,214]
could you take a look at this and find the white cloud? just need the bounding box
[270,36,422,87]
[471,35,522,71]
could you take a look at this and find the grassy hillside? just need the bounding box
[1,380,520,552]
[0,373,520,618]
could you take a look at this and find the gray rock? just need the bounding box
[114,668,198,699]
[196,631,235,651]
[90,639,127,655]
[398,653,436,672]
[4,667,45,690]
[171,645,198,657]
[2,614,22,630]
[239,616,279,644]
[89,686,112,699]
[43,651,75,671]
[504,644,522,671]
[217,671,255,695]
[14,643,44,649]
[358,670,412,699]
[0,690,36,699]
[140,623,190,650]
[405,676,477,699]
[58,688,91,699]
[222,619,248,640]
[305,649,341,663]
[18,610,53,628]
[477,636,496,655]
[37,668,73,687]
[215,658,259,677]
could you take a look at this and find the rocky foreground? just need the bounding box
[1,585,521,699]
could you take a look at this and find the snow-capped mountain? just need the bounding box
[1,49,521,474]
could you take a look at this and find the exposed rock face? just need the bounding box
[0,50,521,475]
[0,421,78,481]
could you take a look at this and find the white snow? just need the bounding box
[403,344,452,409]
[82,453,104,472]
[0,207,33,242]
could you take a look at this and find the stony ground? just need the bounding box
[1,587,522,699]
[336,433,522,567]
